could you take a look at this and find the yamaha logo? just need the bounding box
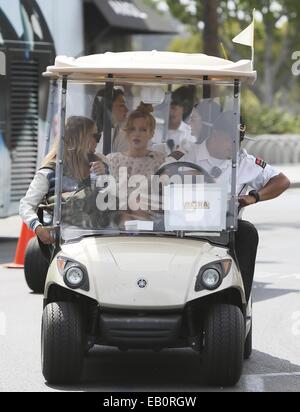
[137,278,147,289]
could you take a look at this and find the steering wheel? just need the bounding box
[155,161,215,183]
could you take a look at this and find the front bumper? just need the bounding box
[99,312,183,349]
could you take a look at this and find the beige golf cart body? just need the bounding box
[40,51,256,386]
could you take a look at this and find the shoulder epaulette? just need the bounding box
[255,158,267,169]
[168,150,185,161]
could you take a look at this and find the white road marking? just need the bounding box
[242,375,265,392]
[0,312,6,336]
[255,272,300,282]
[280,274,300,280]
[242,372,300,392]
[291,312,300,336]
[255,272,280,279]
[244,372,300,378]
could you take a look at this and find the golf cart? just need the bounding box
[41,51,256,386]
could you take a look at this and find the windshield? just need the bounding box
[53,80,240,243]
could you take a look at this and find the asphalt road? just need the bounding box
[0,188,300,392]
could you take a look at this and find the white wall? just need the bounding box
[0,0,85,57]
[0,0,24,37]
[37,0,84,57]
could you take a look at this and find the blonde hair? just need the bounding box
[43,116,95,181]
[124,102,156,138]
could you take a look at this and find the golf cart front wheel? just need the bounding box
[202,304,245,387]
[41,301,84,384]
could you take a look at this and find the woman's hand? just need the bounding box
[90,161,107,176]
[35,226,55,245]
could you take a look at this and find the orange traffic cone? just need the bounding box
[3,223,35,269]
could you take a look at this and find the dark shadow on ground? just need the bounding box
[45,347,300,393]
[252,281,299,303]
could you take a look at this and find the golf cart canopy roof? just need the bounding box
[43,51,257,84]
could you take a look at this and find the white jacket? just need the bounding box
[19,170,50,232]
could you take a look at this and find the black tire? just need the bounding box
[41,301,84,384]
[24,237,49,293]
[244,323,252,360]
[202,304,245,387]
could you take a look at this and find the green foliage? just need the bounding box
[165,0,201,30]
[243,106,300,135]
[142,0,300,134]
[166,0,300,108]
[169,33,202,54]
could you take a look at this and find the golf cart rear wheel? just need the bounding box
[24,237,49,293]
[42,301,84,384]
[244,323,252,360]
[202,304,245,387]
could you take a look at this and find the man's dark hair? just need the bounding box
[171,85,197,121]
[91,87,124,133]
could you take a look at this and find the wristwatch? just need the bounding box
[248,190,260,203]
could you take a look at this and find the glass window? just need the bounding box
[53,80,239,243]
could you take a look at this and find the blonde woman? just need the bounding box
[19,116,108,245]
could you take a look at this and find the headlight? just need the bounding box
[56,256,89,291]
[201,268,221,290]
[64,266,84,289]
[195,259,232,292]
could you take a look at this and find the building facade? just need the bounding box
[0,0,176,218]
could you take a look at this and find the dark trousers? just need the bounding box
[234,220,259,302]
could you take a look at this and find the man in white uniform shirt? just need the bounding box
[179,131,280,198]
[151,92,195,155]
[92,87,129,153]
[167,112,290,302]
[167,97,195,152]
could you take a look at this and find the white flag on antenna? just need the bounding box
[232,22,254,47]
